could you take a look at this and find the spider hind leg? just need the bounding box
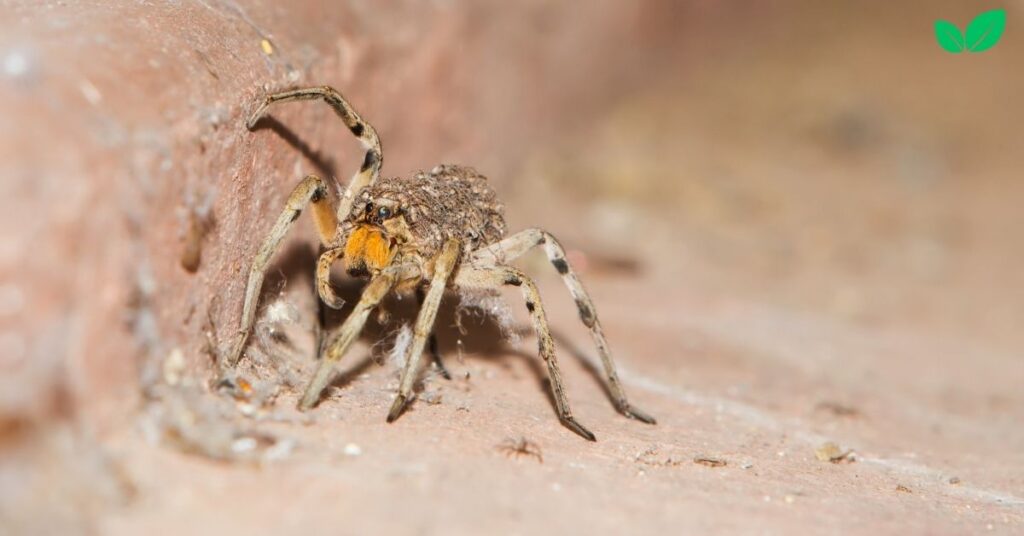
[455,264,597,442]
[470,228,656,425]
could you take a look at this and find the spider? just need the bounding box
[222,86,655,440]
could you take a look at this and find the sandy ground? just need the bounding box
[96,260,1024,535]
[3,1,1024,534]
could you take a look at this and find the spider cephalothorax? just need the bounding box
[223,86,654,441]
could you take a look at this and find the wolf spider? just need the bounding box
[222,86,655,440]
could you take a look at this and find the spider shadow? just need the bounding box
[249,115,339,181]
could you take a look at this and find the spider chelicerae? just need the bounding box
[222,86,655,440]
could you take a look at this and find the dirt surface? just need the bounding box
[3,1,1024,534]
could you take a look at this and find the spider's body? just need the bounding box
[223,86,654,440]
[341,165,506,282]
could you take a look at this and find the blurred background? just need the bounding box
[1,1,1022,534]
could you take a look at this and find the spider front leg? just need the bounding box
[316,246,347,310]
[471,229,656,425]
[299,263,420,410]
[455,264,597,441]
[222,174,337,371]
[246,86,383,220]
[387,240,461,422]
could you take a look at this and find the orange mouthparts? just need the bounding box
[344,225,394,274]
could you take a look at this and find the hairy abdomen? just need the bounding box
[367,165,506,257]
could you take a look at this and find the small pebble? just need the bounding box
[344,443,362,456]
[264,439,295,462]
[231,437,258,454]
[162,348,185,386]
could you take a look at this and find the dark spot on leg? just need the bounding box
[504,274,522,286]
[526,301,536,313]
[360,151,379,172]
[310,184,325,203]
[577,301,596,327]
[289,210,301,223]
[552,258,569,275]
[349,122,364,137]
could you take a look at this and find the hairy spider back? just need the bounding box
[358,164,506,259]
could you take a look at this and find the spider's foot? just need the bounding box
[560,416,597,442]
[386,394,409,423]
[218,332,249,371]
[298,360,338,411]
[220,348,242,371]
[434,360,453,381]
[297,391,318,412]
[618,402,657,425]
[245,99,271,130]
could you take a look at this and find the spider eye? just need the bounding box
[377,206,392,220]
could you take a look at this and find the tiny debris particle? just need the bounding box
[217,375,257,402]
[815,441,855,463]
[784,495,795,504]
[420,390,443,405]
[79,78,102,105]
[815,401,861,418]
[635,446,684,467]
[162,348,186,386]
[343,443,362,457]
[263,438,295,462]
[2,49,30,78]
[231,437,258,454]
[693,456,727,468]
[896,484,912,493]
[949,476,961,485]
[180,208,213,273]
[260,39,274,55]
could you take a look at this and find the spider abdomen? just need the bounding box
[361,164,506,259]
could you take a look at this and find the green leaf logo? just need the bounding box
[935,20,966,52]
[966,9,1007,51]
[934,9,1007,54]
